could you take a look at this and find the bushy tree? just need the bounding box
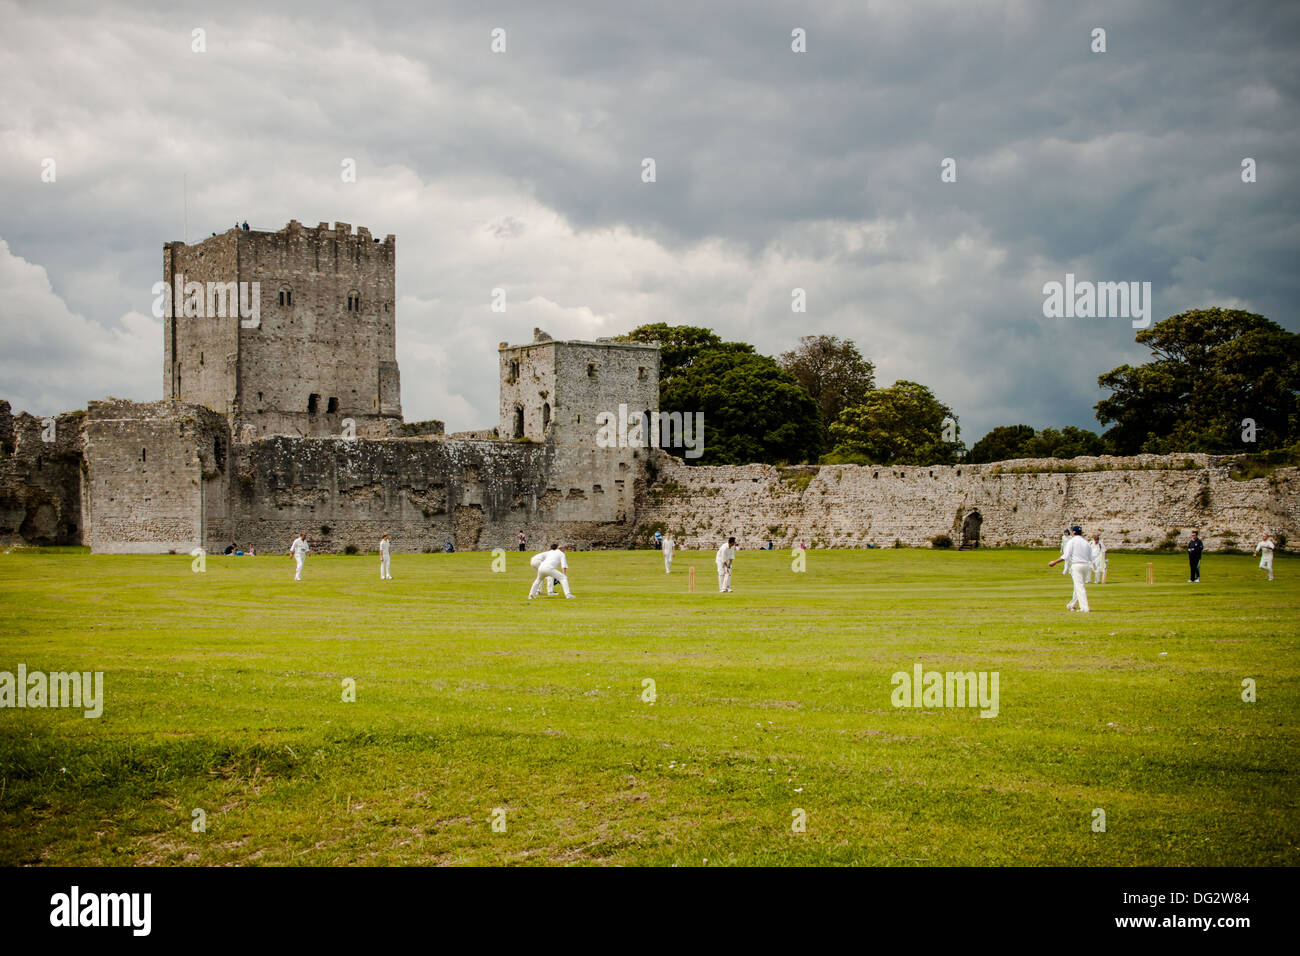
[1096,308,1300,454]
[827,380,963,465]
[660,350,823,465]
[1023,426,1107,459]
[618,323,752,387]
[777,335,875,441]
[966,424,1035,463]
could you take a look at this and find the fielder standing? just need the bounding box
[716,536,736,593]
[1048,525,1093,612]
[663,533,675,573]
[379,533,392,580]
[289,532,309,581]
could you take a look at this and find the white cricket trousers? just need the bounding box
[1068,565,1090,612]
[530,567,571,598]
[380,554,391,579]
[665,550,673,573]
[1260,555,1273,580]
[294,555,304,581]
[717,564,730,592]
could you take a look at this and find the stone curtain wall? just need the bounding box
[229,436,645,555]
[636,452,1300,551]
[0,400,86,546]
[83,400,231,554]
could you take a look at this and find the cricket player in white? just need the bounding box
[379,533,392,580]
[1060,529,1071,574]
[663,533,675,573]
[1087,535,1104,583]
[1048,526,1093,612]
[528,544,574,599]
[1254,535,1275,581]
[529,550,557,596]
[716,536,736,592]
[289,532,309,581]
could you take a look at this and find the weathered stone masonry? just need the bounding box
[3,218,1296,554]
[634,453,1300,552]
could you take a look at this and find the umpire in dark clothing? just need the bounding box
[1187,530,1204,582]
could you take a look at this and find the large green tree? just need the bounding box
[777,335,875,442]
[1096,308,1300,454]
[966,424,1036,463]
[827,380,963,464]
[618,323,753,388]
[660,349,823,465]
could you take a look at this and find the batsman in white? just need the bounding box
[1254,534,1275,582]
[663,533,675,573]
[528,544,574,599]
[716,536,736,593]
[1048,525,1093,612]
[289,532,309,581]
[379,533,392,580]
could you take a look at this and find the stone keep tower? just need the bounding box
[499,329,660,449]
[163,220,401,439]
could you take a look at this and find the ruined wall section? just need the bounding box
[228,436,646,553]
[234,220,399,439]
[84,401,231,553]
[498,333,659,449]
[163,231,240,419]
[553,340,659,449]
[0,401,86,546]
[498,340,557,441]
[636,453,1300,552]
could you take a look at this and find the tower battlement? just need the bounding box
[163,219,401,439]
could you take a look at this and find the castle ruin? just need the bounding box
[1,219,1297,554]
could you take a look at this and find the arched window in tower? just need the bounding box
[508,359,519,382]
[513,406,524,439]
[141,448,147,463]
[279,287,293,308]
[308,393,320,414]
[542,403,551,430]
[347,291,361,312]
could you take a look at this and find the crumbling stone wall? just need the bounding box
[636,452,1300,552]
[229,435,645,554]
[499,330,659,449]
[0,400,86,546]
[83,400,231,553]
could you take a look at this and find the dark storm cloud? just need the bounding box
[1,0,1296,440]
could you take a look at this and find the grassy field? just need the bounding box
[0,545,1296,866]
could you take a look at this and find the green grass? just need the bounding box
[0,546,1296,866]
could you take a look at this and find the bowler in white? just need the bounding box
[289,532,309,581]
[1254,535,1275,581]
[528,544,574,599]
[379,533,392,580]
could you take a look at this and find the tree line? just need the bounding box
[617,308,1300,466]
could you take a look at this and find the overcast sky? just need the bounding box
[1,0,1296,442]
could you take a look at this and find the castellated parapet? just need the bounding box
[164,220,400,439]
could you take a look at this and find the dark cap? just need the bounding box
[1072,525,1083,535]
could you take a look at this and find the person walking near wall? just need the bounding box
[1187,530,1204,583]
[379,533,392,580]
[1254,534,1275,582]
